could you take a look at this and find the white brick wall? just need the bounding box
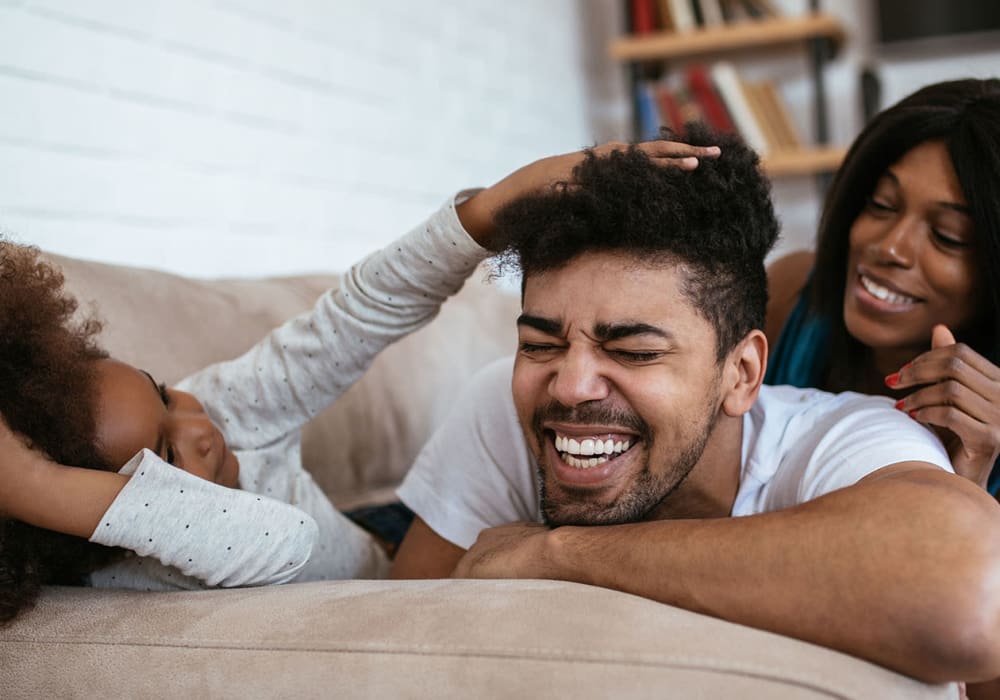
[0,0,605,277]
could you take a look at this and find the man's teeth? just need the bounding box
[554,435,631,469]
[861,275,918,305]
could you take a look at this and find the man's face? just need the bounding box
[512,251,726,527]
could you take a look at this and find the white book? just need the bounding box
[709,61,769,154]
[667,0,696,32]
[699,0,725,26]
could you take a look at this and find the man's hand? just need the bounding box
[451,522,555,579]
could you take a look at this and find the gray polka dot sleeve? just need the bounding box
[89,450,318,588]
[178,193,490,449]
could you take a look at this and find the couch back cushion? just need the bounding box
[48,253,519,508]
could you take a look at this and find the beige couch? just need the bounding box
[0,253,956,699]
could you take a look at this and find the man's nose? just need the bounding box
[548,347,610,407]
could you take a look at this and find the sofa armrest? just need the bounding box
[1,581,955,698]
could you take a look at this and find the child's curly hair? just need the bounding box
[0,241,123,625]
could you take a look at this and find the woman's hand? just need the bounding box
[888,325,1000,489]
[457,140,721,248]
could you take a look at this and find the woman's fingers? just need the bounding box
[889,344,1000,396]
[901,380,998,431]
[888,337,1000,486]
[909,402,997,487]
[898,378,1000,487]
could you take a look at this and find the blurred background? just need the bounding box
[0,0,997,278]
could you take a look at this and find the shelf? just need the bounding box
[609,13,845,62]
[760,145,845,177]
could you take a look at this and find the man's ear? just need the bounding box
[720,329,767,417]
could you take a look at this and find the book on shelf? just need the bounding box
[654,0,676,31]
[708,61,769,153]
[751,80,801,150]
[628,0,782,34]
[635,81,663,141]
[740,81,783,152]
[685,63,735,133]
[631,61,806,158]
[655,84,686,135]
[666,0,697,32]
[697,0,726,27]
[720,0,781,23]
[630,0,658,34]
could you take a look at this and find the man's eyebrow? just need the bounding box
[516,314,562,336]
[594,322,671,342]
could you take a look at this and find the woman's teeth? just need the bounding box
[860,275,918,305]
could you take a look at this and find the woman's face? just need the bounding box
[843,139,979,359]
[92,359,240,487]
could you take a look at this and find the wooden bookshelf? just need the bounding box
[761,145,846,178]
[612,8,847,179]
[609,12,844,62]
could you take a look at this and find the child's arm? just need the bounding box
[0,418,126,538]
[182,140,720,450]
[88,449,318,587]
[1,419,318,588]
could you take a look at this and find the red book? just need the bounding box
[631,0,657,33]
[685,63,736,133]
[656,83,686,136]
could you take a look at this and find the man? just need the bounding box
[391,130,1000,683]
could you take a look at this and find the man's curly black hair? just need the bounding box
[491,125,779,359]
[0,241,123,625]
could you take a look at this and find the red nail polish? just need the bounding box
[885,373,900,387]
[901,362,913,370]
[894,400,905,410]
[908,410,918,419]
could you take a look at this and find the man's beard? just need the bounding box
[532,395,719,527]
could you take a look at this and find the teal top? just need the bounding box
[765,285,1000,496]
[763,286,830,388]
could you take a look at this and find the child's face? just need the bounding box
[92,359,240,487]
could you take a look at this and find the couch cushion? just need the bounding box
[0,581,955,699]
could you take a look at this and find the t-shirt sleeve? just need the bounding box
[89,449,318,588]
[396,356,539,549]
[764,395,954,511]
[177,193,490,450]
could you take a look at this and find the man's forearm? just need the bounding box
[460,466,1000,682]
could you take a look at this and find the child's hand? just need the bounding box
[0,414,52,518]
[0,412,128,536]
[457,140,721,248]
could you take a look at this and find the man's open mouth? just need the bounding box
[552,432,635,469]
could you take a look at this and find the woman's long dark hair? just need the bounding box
[810,78,1000,390]
[0,241,124,625]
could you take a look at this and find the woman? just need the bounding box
[764,78,1000,493]
[0,139,720,624]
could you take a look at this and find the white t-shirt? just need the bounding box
[397,356,954,549]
